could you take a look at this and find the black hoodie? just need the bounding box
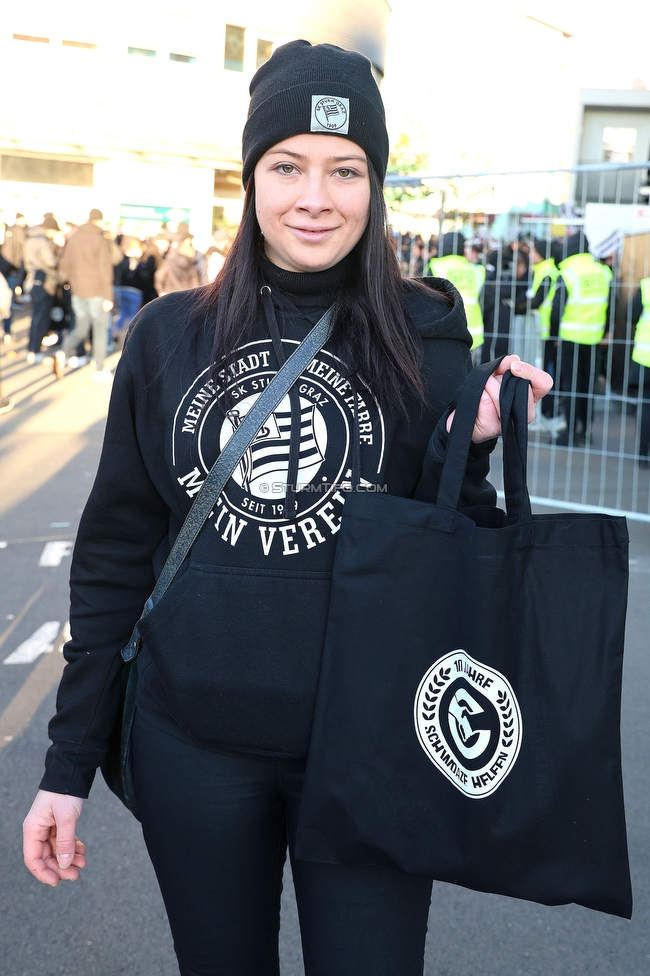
[41,260,496,797]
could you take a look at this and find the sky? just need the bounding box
[381,0,650,174]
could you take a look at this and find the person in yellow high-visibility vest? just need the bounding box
[427,232,485,352]
[551,233,612,447]
[530,238,559,342]
[528,239,563,433]
[630,277,650,467]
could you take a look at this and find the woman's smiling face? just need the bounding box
[254,133,371,274]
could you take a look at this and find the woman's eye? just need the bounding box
[337,168,353,178]
[278,164,295,175]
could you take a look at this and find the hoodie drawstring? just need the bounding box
[347,375,362,490]
[260,284,362,509]
[260,286,302,514]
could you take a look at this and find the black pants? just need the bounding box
[28,283,53,353]
[638,365,650,458]
[132,711,433,976]
[558,340,597,437]
[541,339,559,418]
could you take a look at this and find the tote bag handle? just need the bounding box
[498,368,532,524]
[436,359,532,523]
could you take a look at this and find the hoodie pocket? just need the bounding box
[136,563,332,756]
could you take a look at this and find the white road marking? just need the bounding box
[0,541,7,549]
[629,558,650,574]
[50,522,71,528]
[38,540,73,567]
[3,621,61,664]
[0,634,66,751]
[0,586,45,652]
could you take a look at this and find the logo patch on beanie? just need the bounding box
[311,96,349,134]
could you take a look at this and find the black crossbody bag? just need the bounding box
[101,307,334,819]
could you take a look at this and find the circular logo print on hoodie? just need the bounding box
[171,338,385,558]
[218,391,329,501]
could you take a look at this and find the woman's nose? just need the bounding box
[294,175,333,215]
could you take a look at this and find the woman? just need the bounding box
[112,236,146,340]
[22,214,61,363]
[23,41,551,976]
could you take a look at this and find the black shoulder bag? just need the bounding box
[101,307,334,820]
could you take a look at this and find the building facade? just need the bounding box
[0,0,389,243]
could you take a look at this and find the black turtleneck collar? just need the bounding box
[260,253,351,308]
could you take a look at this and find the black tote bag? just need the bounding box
[296,361,632,918]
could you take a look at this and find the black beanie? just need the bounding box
[534,238,551,259]
[242,39,389,186]
[439,231,466,258]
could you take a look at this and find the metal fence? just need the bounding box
[386,162,650,520]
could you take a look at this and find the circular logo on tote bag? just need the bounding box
[414,650,522,798]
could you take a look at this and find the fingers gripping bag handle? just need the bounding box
[498,368,532,525]
[435,359,532,524]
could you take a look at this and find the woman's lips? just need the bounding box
[289,226,337,243]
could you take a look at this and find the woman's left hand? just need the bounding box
[447,356,554,443]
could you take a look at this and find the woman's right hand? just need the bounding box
[23,790,86,886]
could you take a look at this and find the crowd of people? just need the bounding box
[0,211,227,382]
[2,208,648,462]
[394,228,650,461]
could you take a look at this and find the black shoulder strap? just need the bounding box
[122,305,334,661]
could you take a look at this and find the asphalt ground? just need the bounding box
[1,313,648,975]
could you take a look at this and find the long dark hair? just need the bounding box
[202,163,434,416]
